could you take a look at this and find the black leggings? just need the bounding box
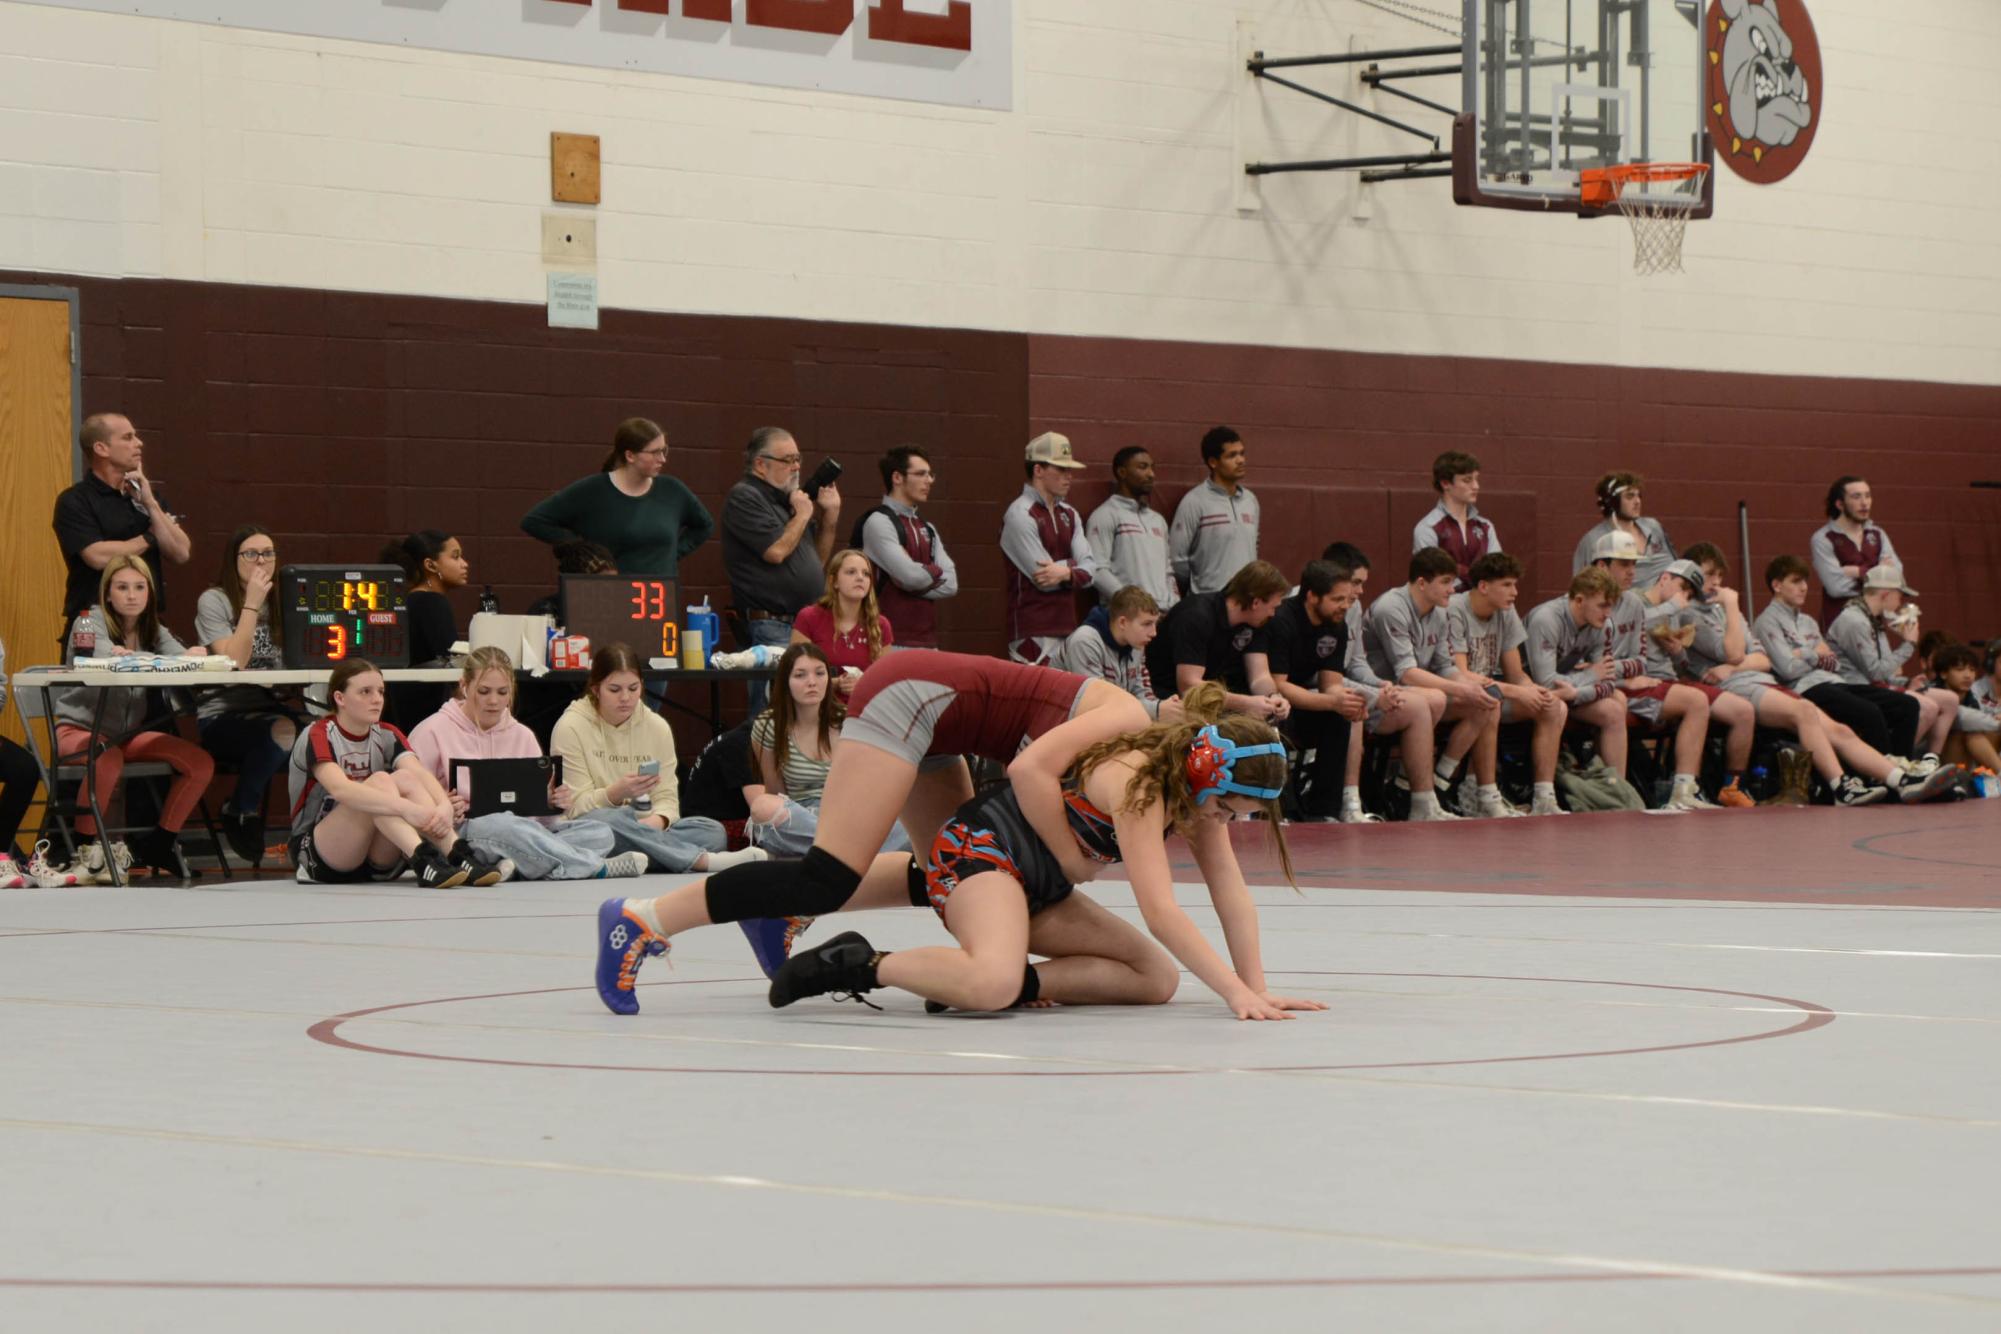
[1804,683,1920,758]
[0,735,42,858]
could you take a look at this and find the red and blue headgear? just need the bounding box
[1184,724,1286,805]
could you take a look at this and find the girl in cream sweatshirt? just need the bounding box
[549,643,764,874]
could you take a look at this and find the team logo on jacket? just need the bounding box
[1316,634,1341,660]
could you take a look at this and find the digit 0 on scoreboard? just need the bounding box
[561,572,682,666]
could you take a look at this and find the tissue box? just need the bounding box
[469,614,554,673]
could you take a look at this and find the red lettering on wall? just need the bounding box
[745,0,852,37]
[867,0,970,51]
[534,0,973,50]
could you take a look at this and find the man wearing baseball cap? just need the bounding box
[1826,564,1957,763]
[1756,554,1925,763]
[1001,432,1097,665]
[1593,531,1731,811]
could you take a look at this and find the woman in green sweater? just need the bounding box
[521,418,715,579]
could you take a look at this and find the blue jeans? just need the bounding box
[743,616,793,718]
[747,797,911,858]
[463,812,619,881]
[199,709,305,817]
[576,806,727,873]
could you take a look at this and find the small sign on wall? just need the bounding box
[548,272,600,330]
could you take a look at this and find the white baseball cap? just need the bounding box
[1025,431,1085,470]
[1861,564,1918,597]
[1591,530,1644,562]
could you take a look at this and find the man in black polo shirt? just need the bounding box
[52,413,192,633]
[1266,559,1363,820]
[1144,559,1290,722]
[720,426,840,713]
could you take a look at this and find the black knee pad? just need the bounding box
[703,846,863,923]
[905,854,928,908]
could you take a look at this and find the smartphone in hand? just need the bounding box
[632,757,662,814]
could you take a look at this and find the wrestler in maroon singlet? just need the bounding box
[845,650,1089,763]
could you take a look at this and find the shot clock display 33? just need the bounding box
[279,565,412,668]
[559,573,682,662]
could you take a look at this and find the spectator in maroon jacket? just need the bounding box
[850,445,956,649]
[1810,475,1899,632]
[1413,450,1497,591]
[1001,432,1096,665]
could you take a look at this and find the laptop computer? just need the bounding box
[448,757,561,819]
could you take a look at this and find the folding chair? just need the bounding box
[15,672,233,886]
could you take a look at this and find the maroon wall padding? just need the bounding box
[14,266,1999,703]
[1030,335,2001,637]
[6,270,1030,671]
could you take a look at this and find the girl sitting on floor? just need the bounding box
[408,647,651,882]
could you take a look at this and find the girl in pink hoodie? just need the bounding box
[408,648,648,881]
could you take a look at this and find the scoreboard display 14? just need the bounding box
[280,565,411,668]
[560,573,682,663]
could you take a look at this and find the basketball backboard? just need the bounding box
[1454,0,1712,217]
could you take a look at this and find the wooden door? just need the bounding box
[0,293,75,746]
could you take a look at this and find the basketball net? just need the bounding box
[1590,164,1710,277]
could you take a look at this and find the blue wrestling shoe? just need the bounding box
[594,898,667,1016]
[738,915,817,980]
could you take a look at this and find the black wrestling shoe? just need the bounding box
[413,847,470,889]
[450,840,515,887]
[767,931,882,1009]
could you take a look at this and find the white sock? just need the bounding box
[623,897,666,935]
[1435,757,1462,787]
[1533,782,1556,802]
[1477,783,1503,806]
[1410,790,1441,814]
[1341,791,1364,812]
[707,846,768,871]
[1672,773,1697,790]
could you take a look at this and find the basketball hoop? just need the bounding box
[1580,163,1709,276]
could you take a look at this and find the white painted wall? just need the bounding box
[2,0,1997,385]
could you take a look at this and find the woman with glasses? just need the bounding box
[520,418,715,583]
[194,524,306,866]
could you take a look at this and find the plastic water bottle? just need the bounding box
[479,586,500,615]
[684,598,721,661]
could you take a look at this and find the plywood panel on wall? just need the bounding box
[0,293,75,745]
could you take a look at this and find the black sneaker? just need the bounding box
[1834,775,1890,806]
[128,827,193,880]
[450,840,515,887]
[220,810,266,867]
[413,848,470,889]
[1891,765,1961,804]
[768,931,881,1009]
